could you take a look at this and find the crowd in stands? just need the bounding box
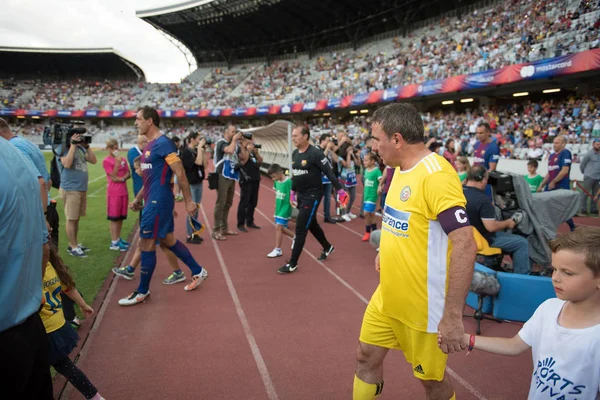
[2,0,600,112]
[11,94,600,165]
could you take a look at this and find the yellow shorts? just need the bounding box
[359,287,447,381]
[60,189,87,220]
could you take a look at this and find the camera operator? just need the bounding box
[58,133,97,258]
[180,132,208,244]
[236,133,263,232]
[213,123,241,240]
[464,165,531,274]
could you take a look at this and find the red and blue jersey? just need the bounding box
[547,149,572,190]
[140,135,180,208]
[473,141,500,170]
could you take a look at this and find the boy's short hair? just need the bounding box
[549,227,600,276]
[527,159,538,168]
[268,163,283,176]
[133,155,141,165]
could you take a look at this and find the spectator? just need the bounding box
[180,132,207,243]
[539,135,576,231]
[524,159,544,193]
[579,138,600,215]
[103,138,131,251]
[212,124,241,241]
[127,135,147,198]
[464,165,531,274]
[443,138,457,169]
[456,156,470,184]
[318,134,339,223]
[236,134,263,232]
[0,137,52,399]
[58,132,97,257]
[0,118,50,271]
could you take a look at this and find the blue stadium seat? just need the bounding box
[492,272,555,322]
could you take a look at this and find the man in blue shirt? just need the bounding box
[539,135,576,231]
[128,134,148,197]
[0,137,52,399]
[0,118,50,270]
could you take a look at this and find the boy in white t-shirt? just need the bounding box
[451,227,600,400]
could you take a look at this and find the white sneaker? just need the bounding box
[342,214,352,222]
[348,213,357,219]
[267,248,283,258]
[118,291,150,306]
[184,268,209,292]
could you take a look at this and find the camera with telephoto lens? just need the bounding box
[254,143,262,149]
[43,122,90,150]
[242,132,253,140]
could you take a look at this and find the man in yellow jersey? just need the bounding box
[353,103,477,400]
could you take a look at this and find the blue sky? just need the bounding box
[0,0,192,82]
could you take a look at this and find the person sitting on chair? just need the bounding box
[463,165,531,274]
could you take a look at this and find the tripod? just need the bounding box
[464,294,502,335]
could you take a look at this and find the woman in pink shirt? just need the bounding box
[103,139,131,251]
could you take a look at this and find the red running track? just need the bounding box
[54,179,599,399]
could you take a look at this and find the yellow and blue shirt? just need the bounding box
[40,263,67,334]
[378,153,466,333]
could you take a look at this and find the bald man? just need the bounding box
[539,135,575,231]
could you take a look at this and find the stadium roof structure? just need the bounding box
[137,0,480,65]
[0,47,145,81]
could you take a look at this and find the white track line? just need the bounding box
[51,174,106,200]
[249,188,488,400]
[59,228,139,400]
[199,204,279,400]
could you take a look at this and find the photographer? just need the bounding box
[180,132,208,244]
[213,124,241,241]
[58,133,97,258]
[237,133,263,232]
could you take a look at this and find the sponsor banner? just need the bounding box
[256,106,270,115]
[327,98,341,109]
[315,99,328,110]
[303,102,317,112]
[351,92,370,106]
[268,105,281,114]
[2,49,599,119]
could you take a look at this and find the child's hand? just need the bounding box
[80,304,94,318]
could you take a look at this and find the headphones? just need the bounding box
[468,167,487,182]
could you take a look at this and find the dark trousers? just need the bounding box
[289,194,331,266]
[237,180,260,227]
[46,201,59,246]
[0,313,53,400]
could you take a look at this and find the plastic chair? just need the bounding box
[472,227,504,272]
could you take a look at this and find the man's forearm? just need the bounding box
[444,232,476,316]
[86,147,97,164]
[134,186,144,203]
[551,169,569,184]
[39,178,48,213]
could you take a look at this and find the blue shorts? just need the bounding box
[140,206,174,239]
[274,216,289,228]
[363,201,376,213]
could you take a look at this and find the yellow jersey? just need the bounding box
[378,153,466,333]
[39,263,67,333]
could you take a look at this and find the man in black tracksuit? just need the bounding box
[278,125,347,274]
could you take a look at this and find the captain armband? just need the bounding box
[437,206,470,235]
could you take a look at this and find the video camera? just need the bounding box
[43,122,90,154]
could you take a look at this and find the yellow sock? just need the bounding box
[450,393,456,400]
[353,375,383,400]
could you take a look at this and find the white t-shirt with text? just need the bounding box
[519,298,600,400]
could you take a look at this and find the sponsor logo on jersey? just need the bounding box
[292,168,308,176]
[141,163,153,170]
[400,186,411,202]
[382,205,411,237]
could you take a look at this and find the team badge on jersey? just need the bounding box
[145,151,151,157]
[400,186,411,202]
[301,160,307,166]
